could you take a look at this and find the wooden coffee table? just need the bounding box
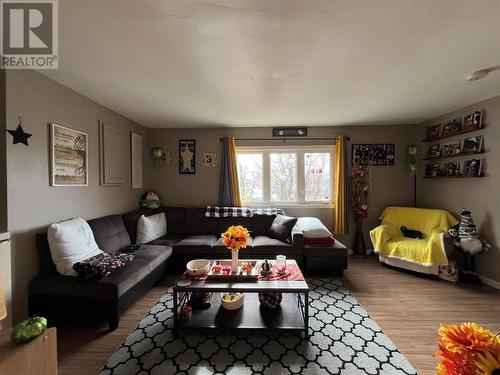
[172,259,310,339]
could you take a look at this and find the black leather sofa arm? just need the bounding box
[291,230,304,253]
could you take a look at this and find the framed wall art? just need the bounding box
[179,139,196,174]
[50,123,88,186]
[351,144,395,166]
[99,120,125,186]
[201,151,218,167]
[131,132,143,189]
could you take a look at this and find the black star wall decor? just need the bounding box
[7,117,32,146]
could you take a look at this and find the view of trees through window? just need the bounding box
[237,153,263,202]
[270,153,296,201]
[304,152,331,201]
[236,148,333,205]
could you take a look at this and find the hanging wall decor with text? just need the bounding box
[351,144,395,166]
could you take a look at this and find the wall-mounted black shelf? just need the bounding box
[423,126,485,142]
[422,150,485,161]
[422,174,485,179]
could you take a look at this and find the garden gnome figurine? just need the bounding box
[454,208,491,284]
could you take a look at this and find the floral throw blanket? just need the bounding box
[73,253,134,280]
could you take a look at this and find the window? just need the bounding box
[236,146,334,205]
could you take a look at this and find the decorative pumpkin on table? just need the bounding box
[258,260,283,308]
[11,316,48,344]
[221,225,250,273]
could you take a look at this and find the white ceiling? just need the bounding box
[41,0,500,128]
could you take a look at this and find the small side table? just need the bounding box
[0,327,58,375]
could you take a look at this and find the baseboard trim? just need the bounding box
[479,275,500,290]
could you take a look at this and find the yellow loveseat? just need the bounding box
[370,207,458,274]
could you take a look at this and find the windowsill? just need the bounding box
[244,203,334,209]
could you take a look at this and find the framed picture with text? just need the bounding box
[179,139,196,174]
[50,123,88,186]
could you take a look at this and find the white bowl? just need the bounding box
[221,293,244,310]
[186,259,211,276]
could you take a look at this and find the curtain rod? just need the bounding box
[219,136,350,142]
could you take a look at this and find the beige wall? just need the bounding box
[0,70,6,232]
[417,94,500,284]
[149,125,417,247]
[6,71,151,321]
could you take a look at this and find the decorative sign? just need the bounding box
[131,132,143,189]
[272,127,307,137]
[201,151,218,167]
[179,139,196,174]
[352,144,395,166]
[50,123,88,186]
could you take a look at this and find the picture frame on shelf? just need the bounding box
[179,139,196,174]
[463,111,482,131]
[462,159,483,177]
[425,163,443,177]
[426,124,443,139]
[427,144,441,159]
[50,123,88,186]
[442,161,461,177]
[462,135,483,153]
[442,141,461,156]
[442,118,462,135]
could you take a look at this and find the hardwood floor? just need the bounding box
[57,256,500,375]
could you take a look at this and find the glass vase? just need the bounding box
[231,249,239,273]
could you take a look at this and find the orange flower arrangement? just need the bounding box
[221,225,250,251]
[435,322,500,375]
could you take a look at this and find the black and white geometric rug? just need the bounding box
[99,278,418,374]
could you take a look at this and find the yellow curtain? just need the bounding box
[227,137,242,207]
[0,281,7,320]
[333,135,347,235]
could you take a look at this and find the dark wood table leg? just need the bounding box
[304,291,309,339]
[173,289,178,336]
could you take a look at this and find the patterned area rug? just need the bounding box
[100,278,418,374]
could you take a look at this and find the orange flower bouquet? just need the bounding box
[435,322,500,375]
[221,226,250,273]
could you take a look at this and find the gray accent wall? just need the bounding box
[148,125,417,248]
[5,71,151,321]
[417,94,500,284]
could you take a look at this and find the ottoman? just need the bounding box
[303,241,348,276]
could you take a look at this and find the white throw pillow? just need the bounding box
[136,212,167,244]
[294,217,333,238]
[47,217,103,276]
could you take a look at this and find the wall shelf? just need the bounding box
[422,175,485,179]
[422,126,485,142]
[422,150,485,161]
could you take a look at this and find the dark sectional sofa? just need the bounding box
[29,206,347,329]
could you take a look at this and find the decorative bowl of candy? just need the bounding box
[220,292,244,310]
[186,259,211,276]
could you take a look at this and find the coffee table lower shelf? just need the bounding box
[173,293,309,338]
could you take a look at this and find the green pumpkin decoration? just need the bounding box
[11,316,48,344]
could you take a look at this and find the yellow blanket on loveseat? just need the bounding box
[370,207,458,266]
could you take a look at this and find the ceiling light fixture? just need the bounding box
[466,65,500,81]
